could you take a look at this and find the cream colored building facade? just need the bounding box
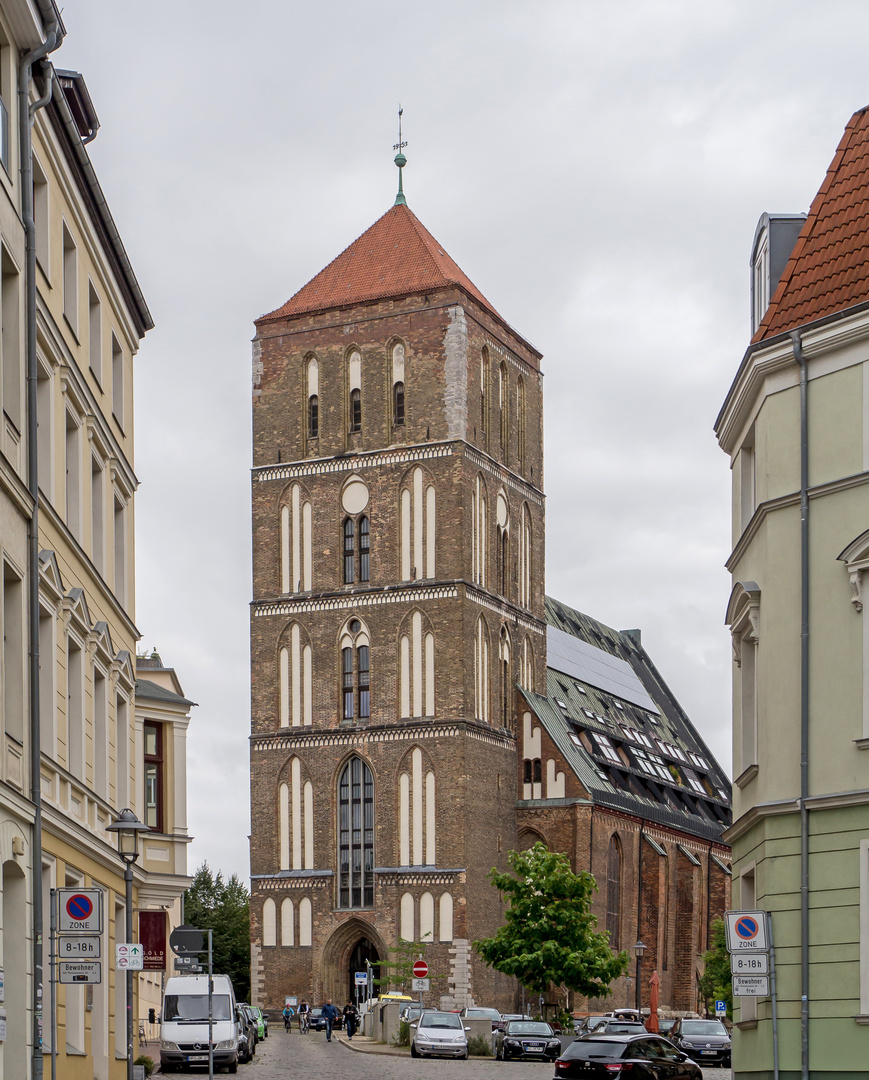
[717,112,869,1079]
[0,3,192,1077]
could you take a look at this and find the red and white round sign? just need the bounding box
[412,960,428,978]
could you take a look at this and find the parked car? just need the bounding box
[236,1005,258,1063]
[656,1018,676,1037]
[410,1009,469,1059]
[668,1018,731,1067]
[400,1005,425,1025]
[249,1005,266,1039]
[553,1033,702,1079]
[308,1007,343,1031]
[495,1019,561,1061]
[574,1015,610,1035]
[460,1007,502,1026]
[159,973,239,1075]
[496,1012,533,1032]
[596,1020,648,1035]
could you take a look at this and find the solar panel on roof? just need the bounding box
[547,626,659,714]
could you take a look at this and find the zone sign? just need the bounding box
[58,889,103,934]
[412,960,428,979]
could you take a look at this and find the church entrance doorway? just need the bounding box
[320,919,384,1008]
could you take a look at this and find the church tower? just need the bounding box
[249,156,545,1011]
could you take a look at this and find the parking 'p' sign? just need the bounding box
[724,910,768,952]
[58,888,103,934]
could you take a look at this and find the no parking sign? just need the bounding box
[58,889,103,934]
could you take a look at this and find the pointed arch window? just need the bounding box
[500,627,512,730]
[606,835,621,949]
[517,375,526,473]
[341,619,370,722]
[359,516,370,582]
[480,349,489,441]
[338,757,374,908]
[307,357,319,439]
[499,361,508,454]
[393,382,405,426]
[348,349,362,433]
[343,519,355,584]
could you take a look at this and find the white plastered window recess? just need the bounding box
[726,580,761,785]
[859,839,869,1020]
[838,531,869,746]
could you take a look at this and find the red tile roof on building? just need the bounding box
[756,105,869,341]
[257,202,502,324]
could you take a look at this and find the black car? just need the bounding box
[553,1034,701,1079]
[668,1018,731,1067]
[495,1020,561,1061]
[308,1007,343,1032]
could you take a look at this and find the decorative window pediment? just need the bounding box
[725,580,761,666]
[838,530,869,613]
[38,549,65,602]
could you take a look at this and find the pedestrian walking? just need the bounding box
[343,1000,359,1039]
[321,998,340,1042]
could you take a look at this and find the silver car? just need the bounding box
[410,1010,469,1059]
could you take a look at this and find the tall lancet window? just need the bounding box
[338,757,374,909]
[348,349,362,432]
[307,357,319,439]
[340,618,370,722]
[392,342,406,427]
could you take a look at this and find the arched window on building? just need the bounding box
[281,898,294,946]
[472,475,487,587]
[359,516,370,582]
[307,356,319,439]
[340,619,370,722]
[474,617,490,723]
[348,349,362,432]
[399,467,435,581]
[338,757,374,908]
[392,342,406,427]
[399,612,435,720]
[499,361,508,454]
[343,518,355,584]
[262,898,276,947]
[499,527,509,597]
[517,375,526,473]
[281,484,312,593]
[606,835,621,950]
[518,504,532,608]
[500,627,512,730]
[480,348,489,443]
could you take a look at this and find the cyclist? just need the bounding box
[282,1003,294,1032]
[298,999,310,1034]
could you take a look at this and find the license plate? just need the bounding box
[701,1050,717,1056]
[527,1046,544,1052]
[187,1055,208,1062]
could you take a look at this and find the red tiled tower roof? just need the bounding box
[258,202,502,324]
[756,105,869,341]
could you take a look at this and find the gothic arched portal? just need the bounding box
[320,918,385,1006]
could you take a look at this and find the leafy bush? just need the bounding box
[467,1034,493,1057]
[392,1020,411,1047]
[134,1056,156,1077]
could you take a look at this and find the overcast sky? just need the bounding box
[54,1,869,882]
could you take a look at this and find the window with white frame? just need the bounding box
[726,580,761,780]
[111,333,124,428]
[2,562,24,743]
[838,530,869,745]
[1,246,21,432]
[33,154,49,272]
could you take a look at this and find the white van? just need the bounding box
[160,973,239,1074]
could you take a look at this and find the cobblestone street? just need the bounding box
[155,1030,733,1080]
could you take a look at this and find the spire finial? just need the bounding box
[393,104,408,206]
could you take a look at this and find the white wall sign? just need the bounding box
[732,975,770,997]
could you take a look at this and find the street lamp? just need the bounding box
[107,808,151,1080]
[633,941,646,1016]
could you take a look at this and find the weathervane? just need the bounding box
[394,105,408,206]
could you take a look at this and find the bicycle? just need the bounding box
[283,1013,293,1033]
[299,1012,309,1035]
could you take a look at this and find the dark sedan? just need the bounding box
[553,1034,701,1079]
[495,1020,561,1061]
[307,1007,343,1032]
[668,1018,731,1066]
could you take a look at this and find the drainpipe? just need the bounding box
[790,329,810,1080]
[20,15,63,1080]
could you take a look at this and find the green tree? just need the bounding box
[182,862,251,1002]
[698,918,732,1018]
[475,842,628,998]
[374,936,434,993]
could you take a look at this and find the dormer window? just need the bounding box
[750,213,806,335]
[752,227,770,334]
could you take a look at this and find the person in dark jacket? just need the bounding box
[321,999,340,1042]
[343,1001,359,1039]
